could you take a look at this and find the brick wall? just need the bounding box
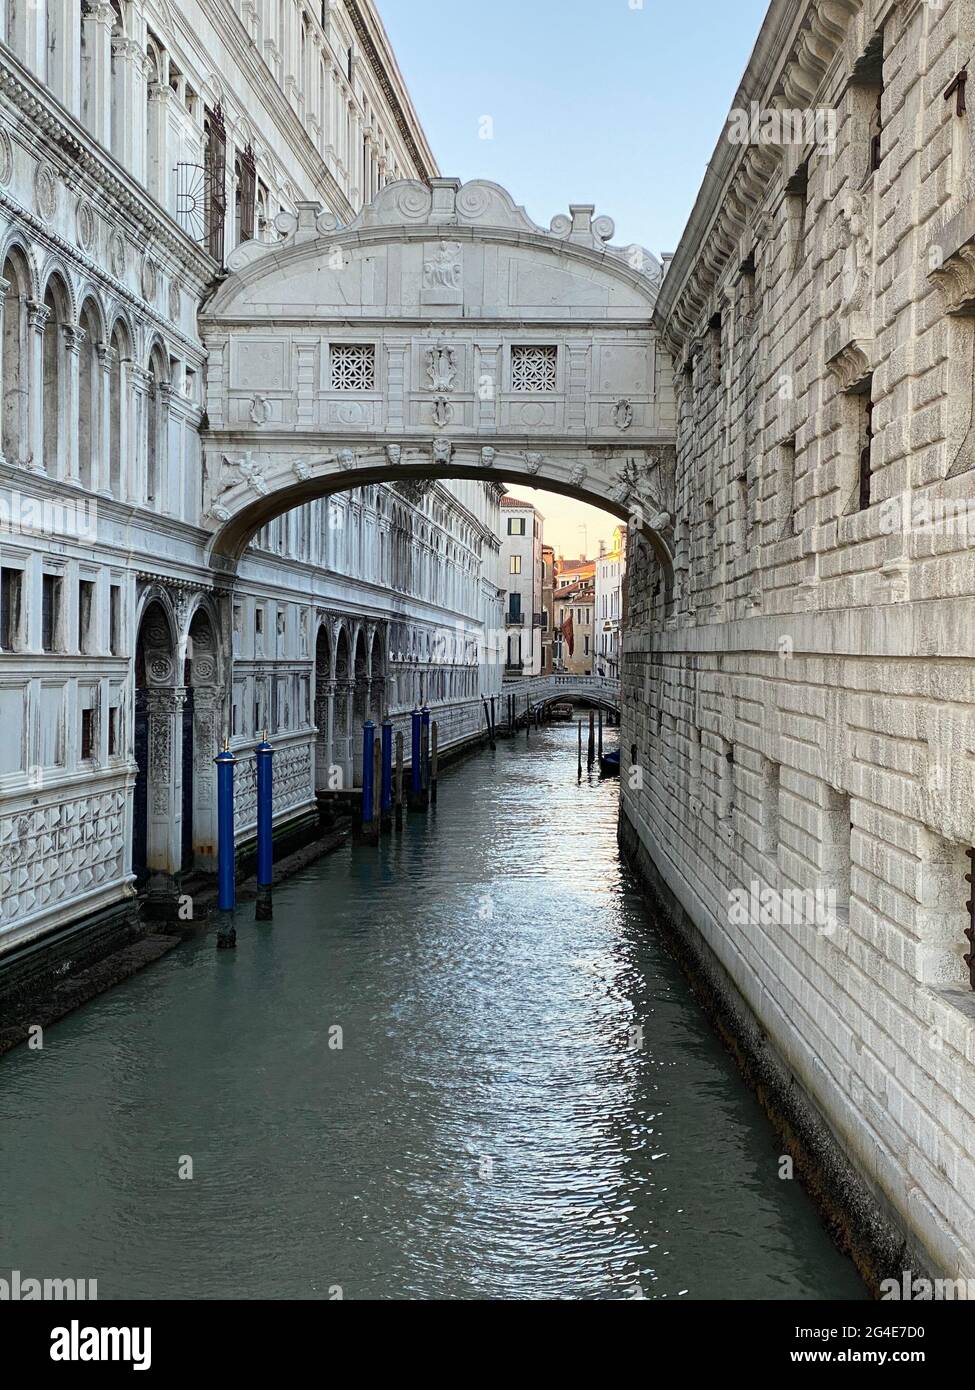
[622,0,975,1278]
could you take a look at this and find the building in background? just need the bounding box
[499,496,543,675]
[541,545,555,675]
[554,578,595,675]
[594,526,627,676]
[0,0,504,949]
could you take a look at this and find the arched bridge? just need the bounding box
[199,177,677,578]
[501,674,621,719]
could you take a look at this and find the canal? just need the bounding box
[0,722,865,1300]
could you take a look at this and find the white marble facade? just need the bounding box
[0,0,505,947]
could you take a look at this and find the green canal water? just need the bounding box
[0,722,865,1300]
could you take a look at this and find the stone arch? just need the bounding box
[133,594,183,906]
[184,603,222,870]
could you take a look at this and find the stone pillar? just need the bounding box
[95,341,114,496]
[62,323,85,486]
[82,2,115,148]
[125,360,150,504]
[110,37,148,182]
[144,687,186,914]
[9,0,48,77]
[192,687,220,868]
[157,380,175,514]
[344,680,355,788]
[26,300,50,475]
[146,79,173,210]
[49,0,82,116]
[0,275,9,467]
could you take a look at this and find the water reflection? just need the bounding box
[0,721,864,1300]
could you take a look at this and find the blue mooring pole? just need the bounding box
[215,742,237,948]
[361,720,377,842]
[421,705,431,808]
[255,732,274,922]
[380,717,393,828]
[409,707,422,810]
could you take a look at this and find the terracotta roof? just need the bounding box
[500,495,534,508]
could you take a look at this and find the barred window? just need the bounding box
[331,344,376,391]
[511,345,557,393]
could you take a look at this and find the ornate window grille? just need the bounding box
[511,345,557,393]
[331,344,376,391]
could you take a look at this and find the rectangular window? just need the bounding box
[508,592,522,622]
[510,555,522,574]
[42,574,62,653]
[330,343,376,391]
[238,143,256,242]
[108,704,120,756]
[858,396,874,510]
[80,706,95,761]
[110,584,122,655]
[511,345,557,393]
[0,567,22,651]
[78,579,95,654]
[507,517,526,536]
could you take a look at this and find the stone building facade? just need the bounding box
[0,0,504,949]
[500,494,543,676]
[621,0,975,1280]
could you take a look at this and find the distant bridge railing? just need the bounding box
[499,673,621,713]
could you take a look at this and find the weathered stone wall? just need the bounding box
[622,0,975,1280]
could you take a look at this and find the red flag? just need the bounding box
[561,612,575,657]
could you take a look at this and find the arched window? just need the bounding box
[1,250,30,466]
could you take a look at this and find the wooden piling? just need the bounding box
[588,709,595,766]
[394,732,404,832]
[431,721,439,804]
[373,738,383,842]
[577,719,583,782]
[598,708,604,758]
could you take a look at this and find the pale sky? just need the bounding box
[376,0,772,560]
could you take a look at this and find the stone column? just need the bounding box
[9,0,48,77]
[146,79,173,210]
[62,323,85,486]
[26,300,50,475]
[344,680,355,788]
[125,360,150,505]
[49,0,82,116]
[145,687,186,914]
[0,275,9,466]
[82,2,115,148]
[95,341,114,496]
[110,37,148,182]
[192,687,220,868]
[157,380,175,514]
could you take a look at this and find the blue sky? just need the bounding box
[376,0,771,552]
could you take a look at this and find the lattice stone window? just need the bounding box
[330,343,376,391]
[511,345,557,393]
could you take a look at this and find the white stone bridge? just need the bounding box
[501,674,621,719]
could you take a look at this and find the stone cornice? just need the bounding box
[654,0,861,351]
[345,0,439,182]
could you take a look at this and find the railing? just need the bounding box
[499,672,621,709]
